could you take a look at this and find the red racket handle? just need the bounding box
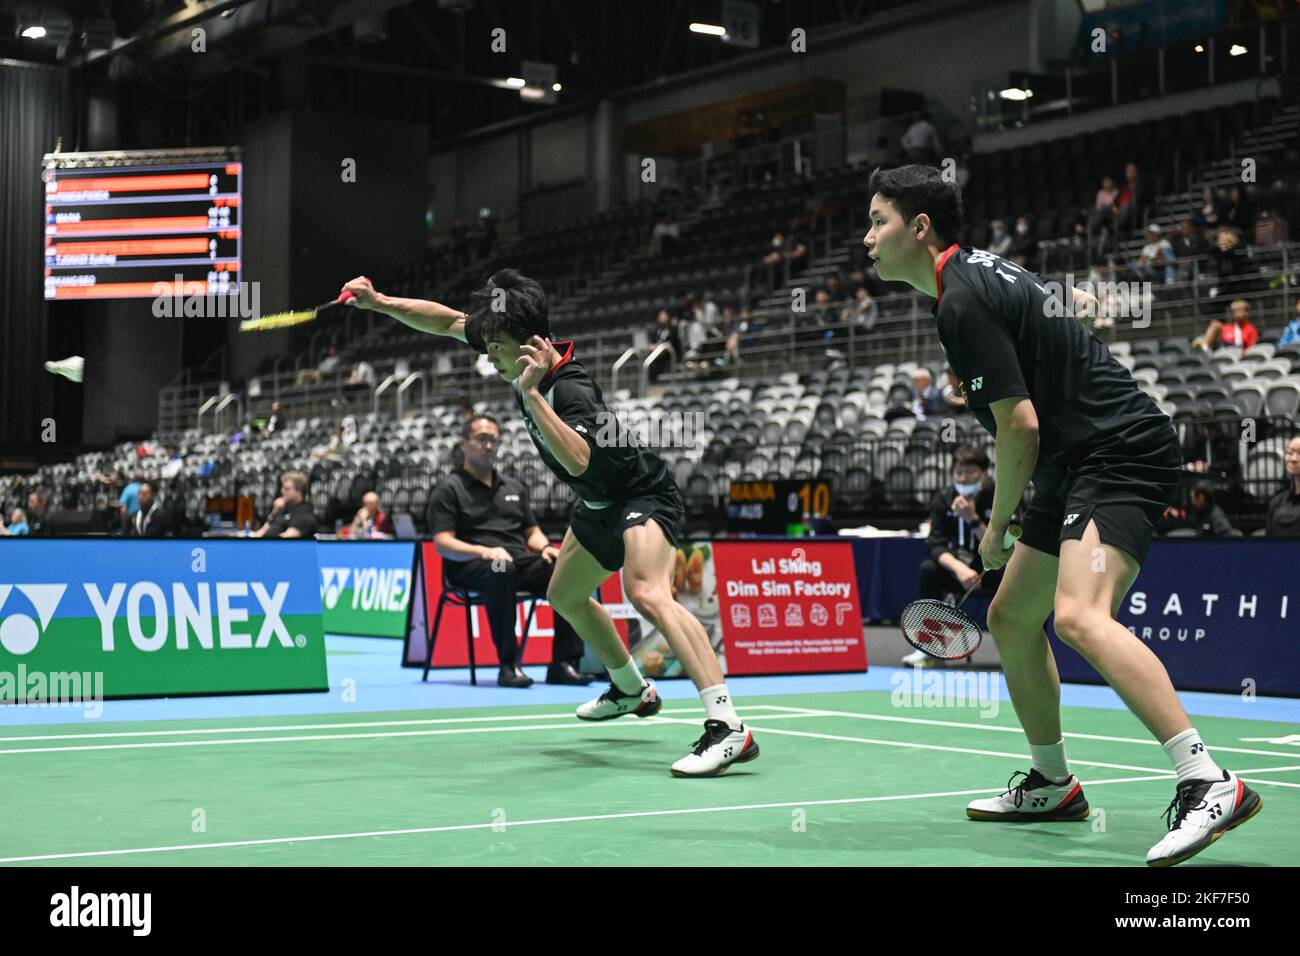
[336,276,368,305]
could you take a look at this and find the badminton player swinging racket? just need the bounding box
[863,165,1261,866]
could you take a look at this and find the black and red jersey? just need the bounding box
[511,341,672,506]
[931,244,1172,495]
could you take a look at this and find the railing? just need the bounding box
[970,12,1300,132]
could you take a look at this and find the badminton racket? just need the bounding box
[238,282,363,332]
[899,524,1021,661]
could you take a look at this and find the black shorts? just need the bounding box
[1019,423,1182,567]
[569,479,685,572]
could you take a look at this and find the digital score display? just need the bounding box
[43,160,242,301]
[727,479,832,534]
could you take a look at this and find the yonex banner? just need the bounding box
[0,539,328,699]
[317,541,416,638]
[1047,540,1300,696]
[713,540,867,675]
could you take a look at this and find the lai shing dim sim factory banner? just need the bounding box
[710,540,866,675]
[0,539,328,701]
[405,539,865,677]
[317,541,416,638]
[1047,540,1300,696]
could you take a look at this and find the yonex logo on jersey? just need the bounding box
[0,584,67,656]
[574,424,587,433]
[1063,513,1080,526]
[969,377,983,390]
[504,494,520,502]
[626,512,642,520]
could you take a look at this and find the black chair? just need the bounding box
[422,565,539,685]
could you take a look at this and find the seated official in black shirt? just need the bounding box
[252,471,318,538]
[919,444,1001,599]
[426,414,591,689]
[908,445,1002,665]
[1189,481,1237,537]
[1266,436,1300,538]
[128,481,172,537]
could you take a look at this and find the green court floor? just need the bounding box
[3,690,1297,866]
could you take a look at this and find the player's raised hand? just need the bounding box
[516,336,558,392]
[340,276,380,309]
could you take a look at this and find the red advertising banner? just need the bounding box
[404,542,630,669]
[713,540,867,675]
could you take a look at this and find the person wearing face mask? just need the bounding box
[987,220,1012,257]
[903,445,1000,666]
[1010,216,1036,267]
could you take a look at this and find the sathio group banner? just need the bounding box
[403,538,866,677]
[317,541,416,638]
[0,539,328,701]
[1047,539,1300,696]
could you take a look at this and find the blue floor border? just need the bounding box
[2,635,1298,728]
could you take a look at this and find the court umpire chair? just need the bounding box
[421,565,540,685]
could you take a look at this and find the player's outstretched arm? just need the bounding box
[339,276,467,343]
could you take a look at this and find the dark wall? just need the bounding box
[229,110,428,385]
[0,62,73,458]
[81,301,183,446]
[288,112,428,308]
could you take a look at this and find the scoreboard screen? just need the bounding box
[43,157,242,301]
[727,479,832,534]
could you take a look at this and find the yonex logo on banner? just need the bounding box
[0,581,301,656]
[319,567,410,612]
[320,568,352,609]
[0,584,68,656]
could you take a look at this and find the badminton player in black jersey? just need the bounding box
[339,271,758,777]
[863,166,1261,866]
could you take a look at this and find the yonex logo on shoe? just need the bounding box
[0,584,67,656]
[1207,803,1223,819]
[1031,797,1048,808]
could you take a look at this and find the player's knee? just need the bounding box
[987,596,1033,640]
[545,582,584,617]
[1052,602,1104,655]
[626,580,671,623]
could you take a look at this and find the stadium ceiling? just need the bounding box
[1,0,928,140]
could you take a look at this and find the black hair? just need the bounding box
[867,164,963,247]
[1191,481,1217,504]
[461,413,501,439]
[464,269,549,354]
[953,443,989,471]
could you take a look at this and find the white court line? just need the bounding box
[762,705,1300,761]
[0,705,792,744]
[0,711,825,756]
[669,717,1176,776]
[0,772,1179,865]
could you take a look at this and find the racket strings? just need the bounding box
[900,598,982,659]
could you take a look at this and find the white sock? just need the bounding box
[700,684,741,730]
[608,658,646,696]
[1163,728,1223,784]
[1029,740,1071,785]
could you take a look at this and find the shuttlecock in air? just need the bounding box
[45,356,84,383]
